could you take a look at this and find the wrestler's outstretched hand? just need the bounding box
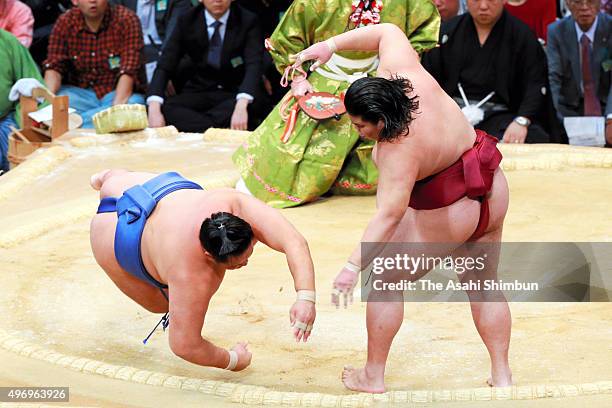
[231,342,252,371]
[290,300,316,343]
[332,266,359,309]
[296,40,335,72]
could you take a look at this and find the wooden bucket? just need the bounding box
[8,128,52,166]
[8,88,68,167]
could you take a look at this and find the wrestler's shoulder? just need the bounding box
[166,264,222,298]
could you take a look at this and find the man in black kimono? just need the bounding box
[422,0,550,144]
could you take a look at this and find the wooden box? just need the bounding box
[8,88,68,166]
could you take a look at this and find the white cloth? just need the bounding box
[315,54,379,83]
[456,83,494,126]
[461,105,485,126]
[235,177,254,196]
[296,290,316,303]
[563,116,606,147]
[225,350,238,370]
[28,104,76,122]
[8,78,46,102]
[146,95,164,106]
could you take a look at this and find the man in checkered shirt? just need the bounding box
[43,0,145,128]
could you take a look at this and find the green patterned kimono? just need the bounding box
[233,0,440,208]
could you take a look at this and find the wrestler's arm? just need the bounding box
[304,23,420,77]
[236,193,316,341]
[236,193,315,292]
[166,271,231,368]
[347,147,420,267]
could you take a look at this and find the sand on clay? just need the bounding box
[0,130,611,406]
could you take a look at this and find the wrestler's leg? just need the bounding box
[342,210,417,393]
[462,227,512,387]
[458,169,512,386]
[91,169,158,199]
[90,169,113,191]
[90,213,169,313]
[342,290,403,393]
[90,169,170,312]
[342,209,465,393]
[90,168,128,193]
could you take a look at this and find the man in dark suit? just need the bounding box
[422,0,550,144]
[547,0,611,145]
[234,0,292,105]
[111,0,192,82]
[147,0,264,132]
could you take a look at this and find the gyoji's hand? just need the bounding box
[291,78,313,97]
[293,39,336,72]
[332,266,359,309]
[289,300,316,342]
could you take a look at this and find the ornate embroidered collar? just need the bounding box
[349,0,384,28]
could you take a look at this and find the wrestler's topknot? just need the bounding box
[200,212,253,262]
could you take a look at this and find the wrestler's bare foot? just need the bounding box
[90,169,111,190]
[342,365,385,393]
[486,369,513,387]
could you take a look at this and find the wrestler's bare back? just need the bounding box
[90,170,316,369]
[373,55,476,180]
[368,25,509,241]
[96,171,239,274]
[91,170,282,331]
[300,23,513,391]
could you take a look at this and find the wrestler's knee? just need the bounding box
[366,267,426,302]
[141,302,169,314]
[465,288,507,303]
[367,285,405,302]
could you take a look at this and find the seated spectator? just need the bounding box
[147,0,264,132]
[43,0,145,129]
[505,0,556,43]
[433,0,463,21]
[422,0,550,143]
[547,0,611,145]
[111,0,192,83]
[234,0,292,105]
[21,0,72,66]
[0,0,34,48]
[0,29,44,173]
